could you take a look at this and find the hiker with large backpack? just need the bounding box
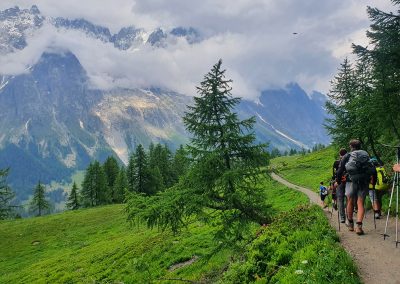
[336,139,377,235]
[369,157,389,219]
[333,148,348,223]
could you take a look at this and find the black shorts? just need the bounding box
[320,194,327,201]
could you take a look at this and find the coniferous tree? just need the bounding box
[126,153,136,193]
[127,60,271,241]
[103,156,120,202]
[269,148,281,158]
[326,1,400,162]
[30,181,51,216]
[148,166,164,195]
[113,166,128,203]
[66,182,80,210]
[172,145,190,181]
[0,168,15,219]
[149,143,173,189]
[325,58,358,146]
[134,144,152,194]
[81,161,109,207]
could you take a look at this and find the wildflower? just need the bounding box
[301,260,308,264]
[295,270,304,275]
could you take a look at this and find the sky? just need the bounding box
[0,0,396,100]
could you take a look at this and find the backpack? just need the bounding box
[345,150,375,182]
[375,167,389,190]
[320,185,328,195]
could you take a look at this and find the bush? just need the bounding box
[221,205,360,283]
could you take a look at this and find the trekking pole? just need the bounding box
[337,204,341,231]
[373,188,376,230]
[381,144,400,245]
[383,173,396,240]
[396,160,399,248]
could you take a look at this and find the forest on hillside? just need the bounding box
[326,1,400,164]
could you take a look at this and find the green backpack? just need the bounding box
[375,167,389,190]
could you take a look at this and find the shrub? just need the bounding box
[221,205,360,283]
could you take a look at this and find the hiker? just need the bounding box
[369,158,389,219]
[333,148,348,223]
[329,180,337,210]
[336,139,376,235]
[319,181,328,208]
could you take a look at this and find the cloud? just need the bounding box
[0,0,396,99]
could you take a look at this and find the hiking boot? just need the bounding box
[356,222,364,235]
[340,217,346,223]
[346,220,354,231]
[374,212,380,219]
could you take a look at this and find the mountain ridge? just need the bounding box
[0,5,330,205]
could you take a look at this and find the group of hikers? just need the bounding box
[319,139,399,236]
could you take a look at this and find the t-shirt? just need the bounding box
[319,185,328,195]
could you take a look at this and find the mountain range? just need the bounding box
[0,6,330,205]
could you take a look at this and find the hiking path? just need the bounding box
[271,172,400,284]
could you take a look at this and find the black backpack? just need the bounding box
[345,150,375,182]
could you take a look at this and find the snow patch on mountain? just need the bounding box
[256,112,308,149]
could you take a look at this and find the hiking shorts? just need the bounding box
[345,182,352,196]
[369,190,386,204]
[346,181,369,199]
[320,193,327,201]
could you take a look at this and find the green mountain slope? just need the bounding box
[0,177,308,283]
[270,146,336,191]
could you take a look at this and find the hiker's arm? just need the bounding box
[371,168,377,188]
[332,161,338,180]
[336,154,349,184]
[394,164,400,172]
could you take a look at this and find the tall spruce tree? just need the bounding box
[126,153,136,193]
[0,168,15,219]
[133,144,152,194]
[113,166,128,203]
[30,181,51,216]
[326,1,400,161]
[127,60,271,241]
[66,182,80,210]
[103,156,120,202]
[172,145,190,181]
[81,161,109,207]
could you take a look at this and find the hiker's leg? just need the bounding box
[356,196,365,223]
[356,181,368,224]
[337,183,345,221]
[347,197,354,219]
[377,191,382,212]
[345,182,354,221]
[369,190,378,213]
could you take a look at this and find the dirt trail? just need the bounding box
[271,173,400,284]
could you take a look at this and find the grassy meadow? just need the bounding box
[270,146,394,213]
[0,175,308,283]
[270,146,336,192]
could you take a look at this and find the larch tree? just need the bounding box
[126,60,271,242]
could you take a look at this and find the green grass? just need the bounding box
[270,147,337,191]
[222,205,360,284]
[0,176,307,283]
[270,146,395,213]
